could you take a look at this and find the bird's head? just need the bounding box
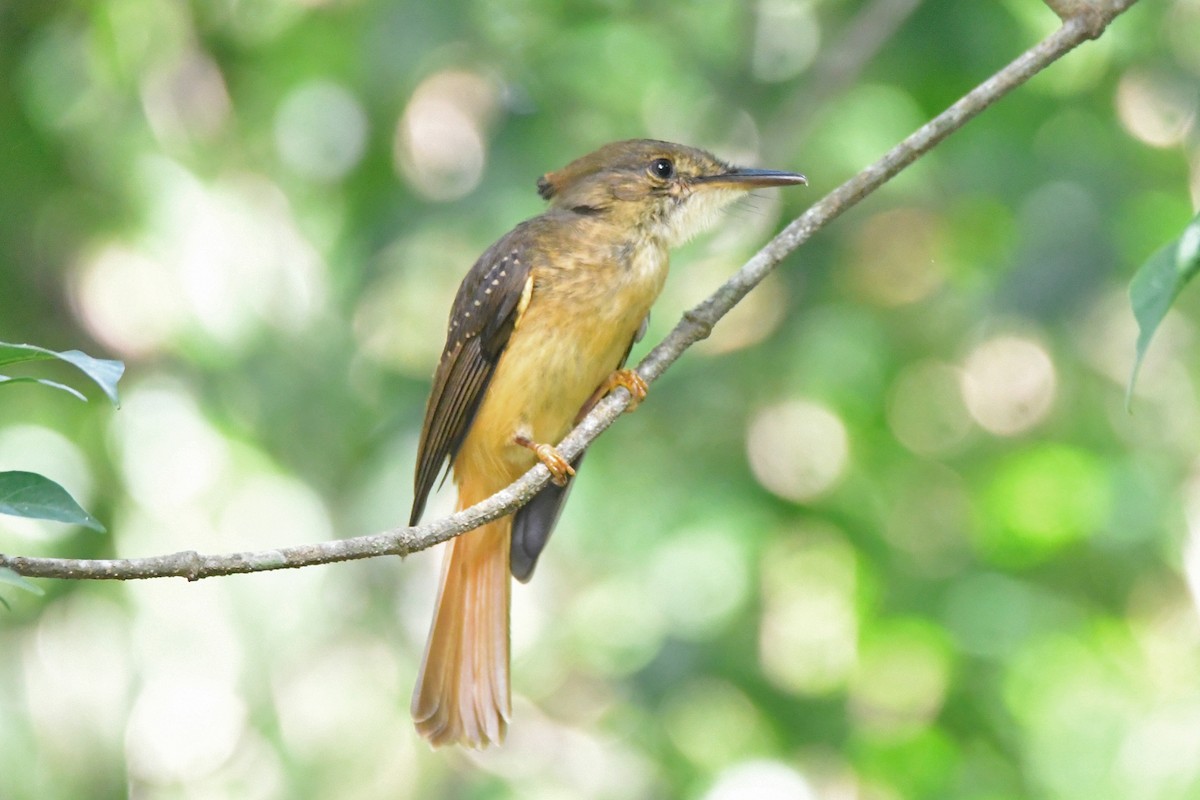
[536,139,807,246]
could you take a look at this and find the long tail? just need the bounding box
[410,497,512,748]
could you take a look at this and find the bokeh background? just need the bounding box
[2,0,1200,797]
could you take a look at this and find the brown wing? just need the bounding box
[410,227,536,525]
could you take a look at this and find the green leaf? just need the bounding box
[0,471,105,532]
[0,374,88,402]
[0,566,44,597]
[1127,212,1200,408]
[0,341,125,406]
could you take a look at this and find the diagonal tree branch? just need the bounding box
[0,0,1139,584]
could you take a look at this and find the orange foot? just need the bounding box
[577,369,649,423]
[514,435,576,486]
[601,369,649,411]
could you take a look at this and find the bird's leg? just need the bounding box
[603,368,649,410]
[514,435,576,486]
[575,369,649,423]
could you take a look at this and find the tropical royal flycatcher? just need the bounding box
[408,139,806,747]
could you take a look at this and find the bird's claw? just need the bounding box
[600,369,648,412]
[534,443,575,486]
[515,435,576,486]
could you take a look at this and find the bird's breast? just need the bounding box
[456,238,668,481]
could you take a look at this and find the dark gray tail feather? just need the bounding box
[510,453,584,582]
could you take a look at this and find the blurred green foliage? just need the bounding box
[0,341,122,542]
[2,0,1200,798]
[1129,210,1200,402]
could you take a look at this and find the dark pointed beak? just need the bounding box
[695,167,808,189]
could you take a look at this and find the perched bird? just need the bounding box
[409,139,806,747]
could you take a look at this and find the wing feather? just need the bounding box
[410,228,537,525]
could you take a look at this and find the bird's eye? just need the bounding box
[649,157,674,179]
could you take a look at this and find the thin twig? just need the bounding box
[0,0,1139,583]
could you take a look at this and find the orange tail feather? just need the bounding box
[411,507,512,748]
